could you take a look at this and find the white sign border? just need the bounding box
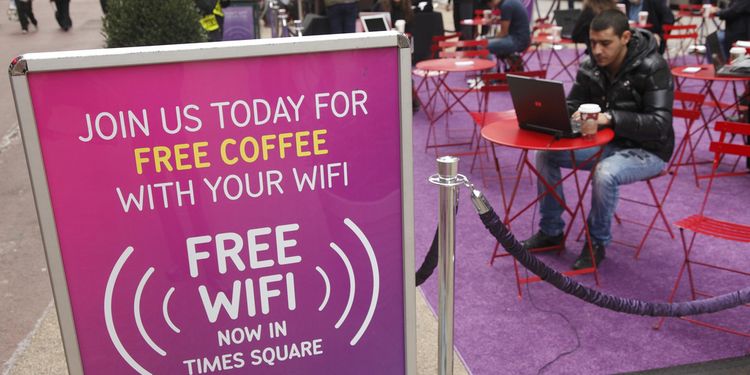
[9,31,415,375]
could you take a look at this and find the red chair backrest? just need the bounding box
[662,24,698,40]
[430,33,461,58]
[673,91,705,120]
[478,70,547,94]
[711,122,750,160]
[696,121,750,215]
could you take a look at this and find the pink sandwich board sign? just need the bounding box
[9,32,415,375]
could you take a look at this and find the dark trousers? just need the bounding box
[54,0,72,30]
[326,2,358,33]
[16,1,37,31]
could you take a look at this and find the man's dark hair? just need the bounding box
[590,9,630,36]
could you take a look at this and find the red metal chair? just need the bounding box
[670,91,707,188]
[412,33,462,118]
[607,92,705,258]
[662,24,699,66]
[654,120,750,337]
[429,32,462,59]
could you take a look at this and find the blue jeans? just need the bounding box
[536,145,666,246]
[327,2,358,34]
[488,36,523,57]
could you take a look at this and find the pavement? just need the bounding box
[0,1,468,374]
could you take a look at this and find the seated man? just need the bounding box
[522,9,674,269]
[487,0,531,66]
[620,0,674,53]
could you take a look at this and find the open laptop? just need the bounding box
[360,14,390,32]
[705,32,750,77]
[553,9,581,40]
[507,74,581,138]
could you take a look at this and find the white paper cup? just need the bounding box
[702,3,712,16]
[616,3,626,13]
[395,19,406,33]
[688,44,707,54]
[730,46,747,63]
[638,11,648,25]
[483,9,492,19]
[551,26,563,42]
[578,104,601,137]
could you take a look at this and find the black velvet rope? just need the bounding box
[480,208,750,317]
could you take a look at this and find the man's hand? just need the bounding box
[597,112,611,127]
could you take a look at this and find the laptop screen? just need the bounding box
[507,75,576,136]
[362,15,389,32]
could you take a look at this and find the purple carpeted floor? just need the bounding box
[412,48,750,374]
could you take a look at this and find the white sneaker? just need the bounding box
[22,29,28,34]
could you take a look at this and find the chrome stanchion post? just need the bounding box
[429,156,465,375]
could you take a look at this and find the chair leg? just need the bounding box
[653,228,691,330]
[684,230,699,301]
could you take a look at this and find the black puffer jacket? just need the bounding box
[567,29,674,162]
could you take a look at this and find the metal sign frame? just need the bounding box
[9,31,415,375]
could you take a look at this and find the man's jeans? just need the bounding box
[535,145,666,246]
[488,36,525,57]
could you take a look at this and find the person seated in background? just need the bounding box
[522,10,674,270]
[486,0,531,69]
[620,0,674,53]
[572,0,616,47]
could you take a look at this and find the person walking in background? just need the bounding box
[16,0,38,33]
[572,0,616,47]
[196,0,225,41]
[52,0,72,31]
[326,0,358,33]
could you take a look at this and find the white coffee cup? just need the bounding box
[638,11,648,25]
[688,44,707,54]
[551,26,563,42]
[483,9,492,19]
[616,3,626,13]
[578,103,601,138]
[395,19,406,33]
[702,3,712,17]
[729,46,747,64]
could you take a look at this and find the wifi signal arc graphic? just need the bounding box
[316,218,380,346]
[105,246,182,375]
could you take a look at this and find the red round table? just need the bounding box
[481,111,614,296]
[671,64,750,136]
[672,64,750,82]
[416,57,496,73]
[414,58,496,153]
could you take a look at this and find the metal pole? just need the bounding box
[430,155,461,375]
